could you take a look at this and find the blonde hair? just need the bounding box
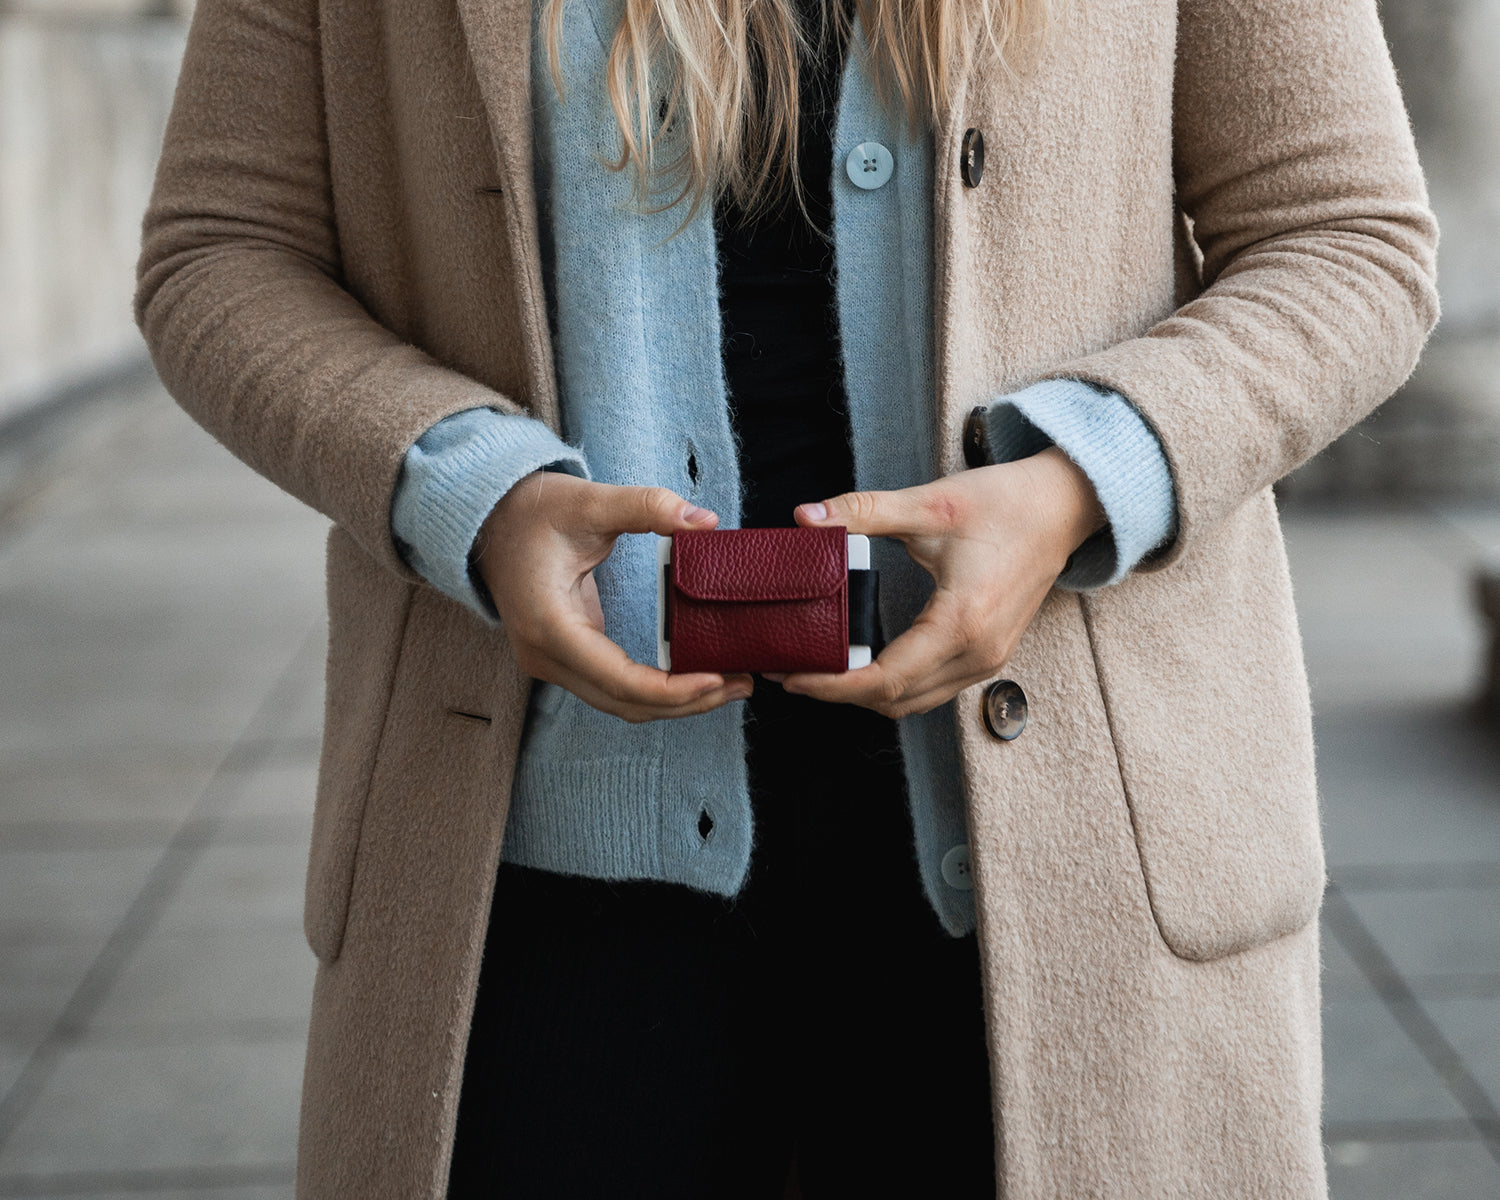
[539,0,1046,228]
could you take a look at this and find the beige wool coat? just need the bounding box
[136,0,1438,1187]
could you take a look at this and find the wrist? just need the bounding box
[472,470,551,604]
[1028,446,1106,556]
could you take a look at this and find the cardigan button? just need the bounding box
[981,679,1027,740]
[941,844,974,891]
[960,127,985,188]
[845,141,894,190]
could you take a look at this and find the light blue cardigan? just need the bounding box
[391,0,1176,935]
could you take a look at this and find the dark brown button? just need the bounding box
[982,679,1026,740]
[960,127,985,189]
[963,405,992,469]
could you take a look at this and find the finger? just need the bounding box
[543,653,748,722]
[781,615,965,712]
[851,655,998,718]
[781,585,1001,712]
[546,616,750,716]
[580,483,719,538]
[793,482,960,540]
[555,665,755,723]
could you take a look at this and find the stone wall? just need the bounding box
[0,0,184,425]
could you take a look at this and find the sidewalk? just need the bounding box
[0,379,325,1197]
[1,380,1498,1198]
[1287,499,1500,1196]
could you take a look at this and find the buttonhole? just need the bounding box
[446,708,493,727]
[687,453,699,486]
[697,808,715,841]
[474,184,504,197]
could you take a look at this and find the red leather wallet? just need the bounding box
[667,526,849,674]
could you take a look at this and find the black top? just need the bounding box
[713,0,855,530]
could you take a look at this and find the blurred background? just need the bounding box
[0,0,1498,1195]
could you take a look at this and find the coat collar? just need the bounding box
[454,0,564,417]
[455,0,536,194]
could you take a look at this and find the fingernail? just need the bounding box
[797,502,827,522]
[683,505,714,525]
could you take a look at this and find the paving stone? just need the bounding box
[0,1037,37,1105]
[86,929,313,1039]
[1424,997,1500,1106]
[47,1188,292,1200]
[1325,1136,1500,1200]
[35,397,320,536]
[0,543,323,762]
[215,809,315,853]
[1315,705,1500,870]
[0,1040,304,1175]
[1342,887,1500,979]
[218,760,320,827]
[0,520,325,628]
[1321,920,1374,1002]
[1281,512,1484,706]
[253,633,327,746]
[0,751,218,840]
[0,939,102,1034]
[0,399,327,765]
[1433,503,1500,559]
[0,847,160,942]
[0,628,296,768]
[151,843,307,935]
[1323,999,1467,1124]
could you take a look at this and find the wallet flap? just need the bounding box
[672,527,847,603]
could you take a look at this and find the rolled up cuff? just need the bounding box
[980,379,1177,590]
[392,408,589,621]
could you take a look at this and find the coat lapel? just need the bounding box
[455,0,534,188]
[930,44,978,464]
[454,0,562,418]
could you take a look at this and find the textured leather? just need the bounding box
[670,527,848,673]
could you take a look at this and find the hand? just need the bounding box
[474,472,754,723]
[774,446,1105,718]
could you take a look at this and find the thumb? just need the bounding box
[794,486,943,539]
[582,483,719,537]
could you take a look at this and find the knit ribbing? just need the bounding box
[984,379,1178,589]
[391,408,587,615]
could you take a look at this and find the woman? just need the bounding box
[135,0,1437,1187]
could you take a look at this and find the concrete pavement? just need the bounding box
[1,380,1498,1197]
[1287,501,1500,1196]
[0,378,324,1197]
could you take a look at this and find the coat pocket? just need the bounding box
[303,526,415,964]
[1083,492,1326,961]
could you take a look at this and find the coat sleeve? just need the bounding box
[134,0,523,578]
[1045,0,1440,568]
